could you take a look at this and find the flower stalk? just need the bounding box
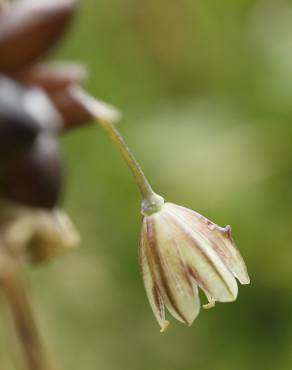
[68,86,250,331]
[0,253,55,370]
[69,86,164,215]
[98,119,154,200]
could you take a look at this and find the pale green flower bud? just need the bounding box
[139,202,249,332]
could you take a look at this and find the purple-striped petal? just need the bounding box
[166,203,250,285]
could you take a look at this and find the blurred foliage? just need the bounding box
[2,0,292,369]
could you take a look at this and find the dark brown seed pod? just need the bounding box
[0,134,63,208]
[0,75,62,153]
[0,77,40,158]
[0,0,77,73]
[0,103,40,159]
[22,87,63,134]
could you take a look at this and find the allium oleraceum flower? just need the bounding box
[69,88,250,332]
[140,202,249,331]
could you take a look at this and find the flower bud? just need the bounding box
[140,202,249,331]
[26,209,80,263]
[0,199,80,263]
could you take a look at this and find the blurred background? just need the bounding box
[1,0,292,369]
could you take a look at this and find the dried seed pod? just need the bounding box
[0,0,77,73]
[0,134,63,208]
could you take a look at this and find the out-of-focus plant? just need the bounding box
[0,1,111,369]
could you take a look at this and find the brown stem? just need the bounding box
[0,254,55,370]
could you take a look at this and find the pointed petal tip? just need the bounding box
[185,316,196,327]
[159,320,170,333]
[233,268,250,285]
[224,225,232,238]
[239,275,250,285]
[176,300,201,328]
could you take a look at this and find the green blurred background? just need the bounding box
[2,0,292,369]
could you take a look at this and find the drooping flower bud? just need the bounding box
[23,209,80,263]
[140,202,249,332]
[0,199,80,263]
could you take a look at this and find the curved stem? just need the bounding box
[98,119,155,200]
[69,86,164,214]
[0,254,55,370]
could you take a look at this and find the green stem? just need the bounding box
[69,87,164,215]
[98,119,164,215]
[98,120,153,199]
